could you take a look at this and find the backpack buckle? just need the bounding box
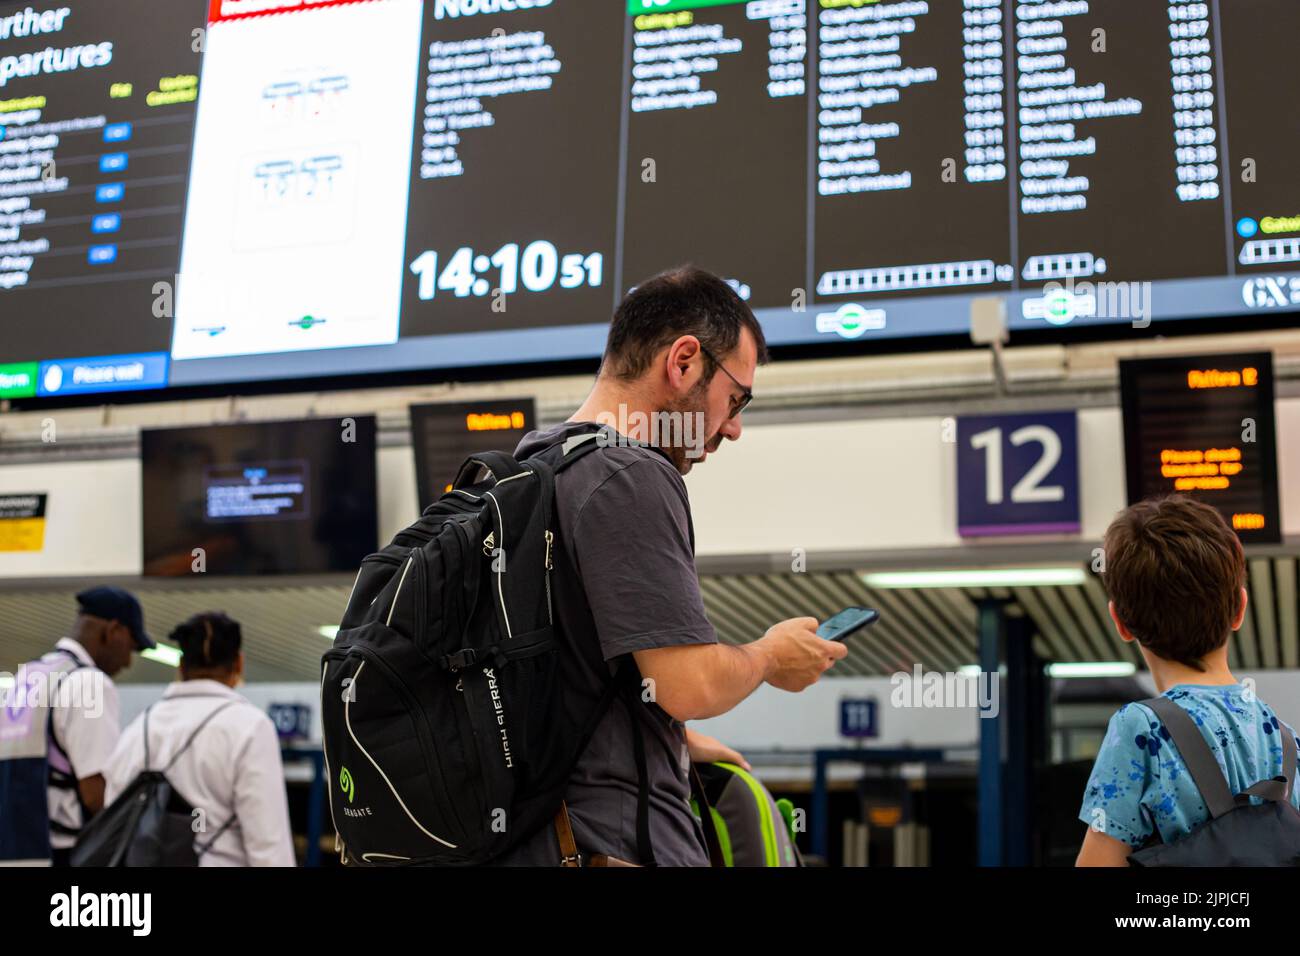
[441,649,477,672]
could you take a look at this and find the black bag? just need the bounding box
[321,431,647,866]
[71,700,238,867]
[1129,696,1300,867]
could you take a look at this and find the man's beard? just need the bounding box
[659,381,716,475]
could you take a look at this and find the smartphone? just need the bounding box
[816,607,881,642]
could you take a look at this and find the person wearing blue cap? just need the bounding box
[0,586,153,866]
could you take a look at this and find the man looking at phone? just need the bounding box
[506,266,847,866]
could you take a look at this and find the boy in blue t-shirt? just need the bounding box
[1076,496,1300,866]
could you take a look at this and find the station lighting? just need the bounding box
[861,567,1087,589]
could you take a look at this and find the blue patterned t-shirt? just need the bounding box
[1078,684,1300,847]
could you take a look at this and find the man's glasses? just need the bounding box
[700,346,753,419]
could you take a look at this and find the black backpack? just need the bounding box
[321,431,652,866]
[1129,696,1300,866]
[71,699,239,867]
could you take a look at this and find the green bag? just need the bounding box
[690,762,802,867]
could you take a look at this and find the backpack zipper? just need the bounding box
[386,554,415,628]
[544,530,554,624]
[484,491,512,639]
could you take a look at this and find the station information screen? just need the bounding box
[3,0,1300,400]
[410,398,536,508]
[1119,352,1280,545]
[141,415,378,575]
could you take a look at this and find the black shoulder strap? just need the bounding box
[452,451,527,490]
[615,670,657,868]
[1140,696,1236,818]
[533,423,673,866]
[548,424,675,473]
[689,764,727,867]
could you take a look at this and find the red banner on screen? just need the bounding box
[208,0,378,24]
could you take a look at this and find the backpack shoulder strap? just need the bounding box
[1140,696,1236,819]
[688,764,726,867]
[452,451,526,490]
[546,425,674,474]
[45,651,97,815]
[1236,719,1298,805]
[162,700,239,773]
[142,704,155,771]
[193,813,240,859]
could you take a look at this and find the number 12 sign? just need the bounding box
[957,411,1080,537]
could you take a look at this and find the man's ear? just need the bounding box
[664,335,702,390]
[1107,600,1136,644]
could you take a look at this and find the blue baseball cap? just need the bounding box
[76,586,155,650]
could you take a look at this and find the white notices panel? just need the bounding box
[172,0,424,360]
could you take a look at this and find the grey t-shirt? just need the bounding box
[494,421,717,866]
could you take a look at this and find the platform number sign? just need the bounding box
[840,698,878,739]
[957,411,1080,537]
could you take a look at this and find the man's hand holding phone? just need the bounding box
[757,617,848,692]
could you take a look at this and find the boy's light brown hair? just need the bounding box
[1101,495,1245,671]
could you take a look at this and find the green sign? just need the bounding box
[627,0,749,15]
[0,363,38,399]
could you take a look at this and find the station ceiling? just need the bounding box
[1,556,1295,682]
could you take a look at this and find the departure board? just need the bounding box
[2,0,1300,400]
[1120,352,1280,545]
[0,0,200,392]
[410,397,536,507]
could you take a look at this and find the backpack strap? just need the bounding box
[160,700,239,773]
[1140,697,1236,819]
[688,764,727,867]
[45,650,95,832]
[618,687,658,867]
[151,698,243,859]
[1235,719,1298,806]
[553,425,675,472]
[1144,697,1299,813]
[193,813,240,860]
[534,424,673,867]
[452,451,527,490]
[554,802,581,867]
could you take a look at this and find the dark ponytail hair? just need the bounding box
[172,612,242,672]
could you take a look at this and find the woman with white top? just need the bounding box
[105,612,296,867]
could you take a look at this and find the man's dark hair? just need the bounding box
[173,611,242,672]
[602,266,769,382]
[1101,496,1245,671]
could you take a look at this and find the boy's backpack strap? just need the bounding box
[1235,721,1297,805]
[1140,697,1236,819]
